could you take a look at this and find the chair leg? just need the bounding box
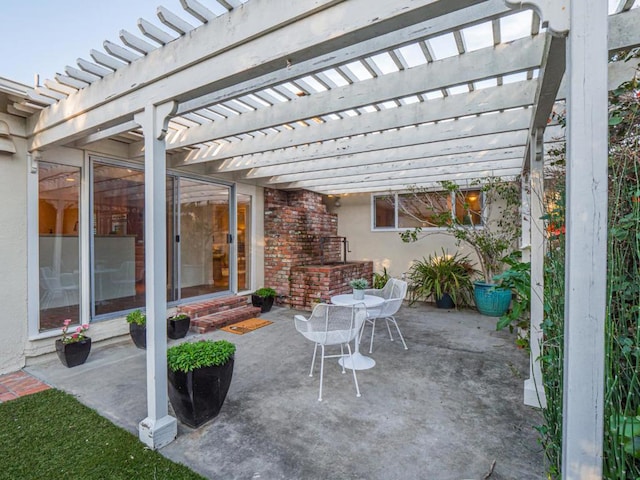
[389,316,408,350]
[369,318,377,354]
[340,344,346,374]
[385,318,394,340]
[345,343,361,398]
[318,344,325,402]
[309,342,318,377]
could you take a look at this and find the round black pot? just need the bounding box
[168,357,234,428]
[251,294,274,313]
[129,323,146,349]
[55,338,91,368]
[435,293,455,309]
[167,316,191,340]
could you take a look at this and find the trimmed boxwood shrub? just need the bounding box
[167,340,236,373]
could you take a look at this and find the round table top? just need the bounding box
[330,294,384,308]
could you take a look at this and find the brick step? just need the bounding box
[177,295,249,319]
[189,305,263,334]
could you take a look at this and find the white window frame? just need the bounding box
[371,190,483,231]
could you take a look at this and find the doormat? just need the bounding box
[221,318,273,335]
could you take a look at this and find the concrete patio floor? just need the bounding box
[27,302,544,479]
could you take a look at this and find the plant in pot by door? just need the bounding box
[56,319,91,368]
[407,249,475,309]
[167,339,236,428]
[126,309,146,349]
[251,287,277,313]
[349,278,369,300]
[399,178,520,317]
[167,313,191,340]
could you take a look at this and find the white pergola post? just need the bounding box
[135,102,178,450]
[562,0,608,477]
[524,129,546,409]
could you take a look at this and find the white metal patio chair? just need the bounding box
[294,303,367,401]
[362,278,408,353]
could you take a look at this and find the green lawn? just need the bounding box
[0,389,206,480]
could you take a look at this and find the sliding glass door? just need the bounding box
[38,162,81,331]
[179,179,231,300]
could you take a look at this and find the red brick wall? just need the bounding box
[264,188,354,306]
[289,261,374,310]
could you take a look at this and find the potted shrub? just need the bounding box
[372,267,391,289]
[407,249,475,309]
[167,313,191,340]
[126,309,146,349]
[400,178,520,316]
[55,319,91,368]
[167,339,236,428]
[349,278,369,300]
[493,253,531,348]
[251,287,277,313]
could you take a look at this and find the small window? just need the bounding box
[372,189,482,230]
[398,192,451,228]
[455,190,483,225]
[373,195,395,228]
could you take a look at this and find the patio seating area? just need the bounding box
[27,302,543,479]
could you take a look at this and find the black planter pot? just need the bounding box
[168,357,234,428]
[435,293,455,309]
[129,323,146,349]
[251,295,274,313]
[55,338,91,368]
[167,316,191,340]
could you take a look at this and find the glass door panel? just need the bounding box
[38,162,81,331]
[179,179,230,299]
[92,163,145,316]
[237,194,251,291]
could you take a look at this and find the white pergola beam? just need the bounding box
[119,29,157,55]
[103,40,140,63]
[307,167,523,194]
[279,157,524,189]
[43,79,78,96]
[180,0,217,23]
[267,151,522,185]
[230,109,535,178]
[252,130,528,180]
[74,120,141,147]
[175,0,511,116]
[27,0,491,150]
[138,18,176,45]
[166,81,537,166]
[54,73,89,90]
[157,6,195,35]
[90,49,125,71]
[77,58,112,78]
[159,35,544,150]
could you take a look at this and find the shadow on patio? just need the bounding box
[27,302,543,479]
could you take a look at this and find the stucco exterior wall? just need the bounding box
[0,112,29,374]
[333,193,482,279]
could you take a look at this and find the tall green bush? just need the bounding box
[538,72,640,478]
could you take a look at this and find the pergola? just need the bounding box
[7,0,640,476]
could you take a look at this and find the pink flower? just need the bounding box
[63,319,72,326]
[82,324,89,330]
[76,326,83,333]
[72,333,79,339]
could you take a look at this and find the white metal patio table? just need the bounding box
[330,294,384,370]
